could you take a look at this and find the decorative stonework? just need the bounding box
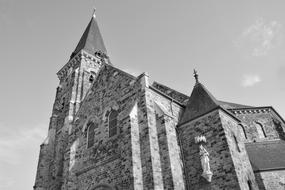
[57,50,104,81]
[230,108,271,115]
[195,135,213,182]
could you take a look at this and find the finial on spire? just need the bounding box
[92,8,96,18]
[194,69,199,84]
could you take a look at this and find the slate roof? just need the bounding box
[245,140,285,172]
[72,15,107,57]
[151,82,189,105]
[218,101,254,109]
[179,82,221,124]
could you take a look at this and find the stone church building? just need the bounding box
[34,11,285,190]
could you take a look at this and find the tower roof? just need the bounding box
[72,12,107,58]
[179,82,220,124]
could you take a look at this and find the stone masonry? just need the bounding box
[34,12,285,190]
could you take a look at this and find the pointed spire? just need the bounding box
[71,9,107,58]
[179,82,220,124]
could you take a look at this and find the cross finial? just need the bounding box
[194,69,199,84]
[92,8,96,18]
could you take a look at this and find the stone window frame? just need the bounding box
[255,121,266,138]
[108,109,118,138]
[86,121,97,148]
[238,124,247,139]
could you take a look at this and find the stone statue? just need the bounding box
[199,145,213,182]
[195,135,213,182]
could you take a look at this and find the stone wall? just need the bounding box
[178,109,258,190]
[58,65,187,190]
[34,51,105,190]
[143,88,185,189]
[255,170,285,190]
[232,108,285,142]
[219,111,258,190]
[62,64,141,189]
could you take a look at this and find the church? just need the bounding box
[34,11,285,190]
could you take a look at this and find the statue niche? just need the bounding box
[194,135,213,182]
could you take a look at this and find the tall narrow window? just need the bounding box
[255,122,266,138]
[233,134,241,152]
[87,122,96,148]
[109,110,118,137]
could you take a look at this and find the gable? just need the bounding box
[77,64,137,119]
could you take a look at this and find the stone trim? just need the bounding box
[57,50,103,80]
[129,103,143,190]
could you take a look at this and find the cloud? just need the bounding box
[241,74,261,87]
[235,18,283,57]
[0,124,47,165]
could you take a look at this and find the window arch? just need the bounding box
[255,122,266,138]
[238,124,247,139]
[87,121,96,148]
[108,109,118,137]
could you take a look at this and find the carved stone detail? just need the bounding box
[195,135,213,182]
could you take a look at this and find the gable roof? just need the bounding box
[245,140,285,172]
[72,15,107,58]
[179,82,221,124]
[151,82,189,105]
[218,101,254,109]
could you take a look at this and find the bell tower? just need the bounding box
[34,10,109,190]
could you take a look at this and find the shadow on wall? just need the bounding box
[254,172,266,190]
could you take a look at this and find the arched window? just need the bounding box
[108,110,118,137]
[255,122,266,138]
[238,124,247,139]
[87,122,96,148]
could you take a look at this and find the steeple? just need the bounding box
[179,73,220,124]
[71,9,107,58]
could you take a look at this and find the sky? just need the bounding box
[0,0,285,189]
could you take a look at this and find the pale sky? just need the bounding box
[0,0,285,189]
